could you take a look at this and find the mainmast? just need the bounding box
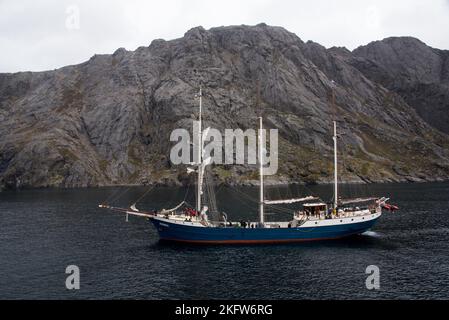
[197,87,203,212]
[333,120,338,209]
[259,117,264,225]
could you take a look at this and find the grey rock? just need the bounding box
[351,37,449,134]
[1,25,449,189]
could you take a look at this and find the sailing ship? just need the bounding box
[100,88,396,244]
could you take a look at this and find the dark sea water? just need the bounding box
[1,182,449,300]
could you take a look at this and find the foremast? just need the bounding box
[197,87,203,213]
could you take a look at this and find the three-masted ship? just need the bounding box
[100,88,395,244]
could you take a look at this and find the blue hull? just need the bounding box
[150,217,380,244]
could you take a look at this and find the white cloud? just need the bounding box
[0,0,448,72]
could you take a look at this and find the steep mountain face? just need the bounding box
[1,24,449,190]
[351,37,449,134]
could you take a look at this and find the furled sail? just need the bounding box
[340,197,378,205]
[161,201,186,214]
[264,196,318,205]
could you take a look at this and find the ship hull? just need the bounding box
[149,215,380,244]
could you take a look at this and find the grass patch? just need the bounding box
[215,167,232,179]
[99,159,108,172]
[59,148,79,162]
[127,144,142,166]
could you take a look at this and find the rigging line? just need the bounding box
[264,203,296,214]
[220,188,256,210]
[184,200,196,209]
[214,183,224,196]
[274,184,282,202]
[298,182,320,201]
[229,186,311,215]
[264,207,292,214]
[293,184,300,198]
[224,185,307,214]
[294,184,303,199]
[182,183,191,202]
[226,185,293,213]
[131,185,156,206]
[227,185,286,210]
[340,131,357,200]
[205,168,219,214]
[104,186,130,204]
[339,130,347,198]
[225,185,259,203]
[243,186,319,213]
[103,186,132,206]
[159,187,184,211]
[229,189,259,213]
[287,185,294,200]
[223,187,261,212]
[102,187,122,204]
[297,184,321,200]
[264,207,294,215]
[284,185,290,200]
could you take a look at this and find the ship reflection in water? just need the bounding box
[1,182,448,299]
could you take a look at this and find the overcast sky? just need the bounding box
[1,0,449,73]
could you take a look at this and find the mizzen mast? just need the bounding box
[331,82,338,209]
[333,120,338,209]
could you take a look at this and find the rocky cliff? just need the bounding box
[351,36,449,135]
[1,24,449,189]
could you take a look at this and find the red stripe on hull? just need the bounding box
[159,235,352,245]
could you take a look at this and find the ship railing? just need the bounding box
[295,208,373,221]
